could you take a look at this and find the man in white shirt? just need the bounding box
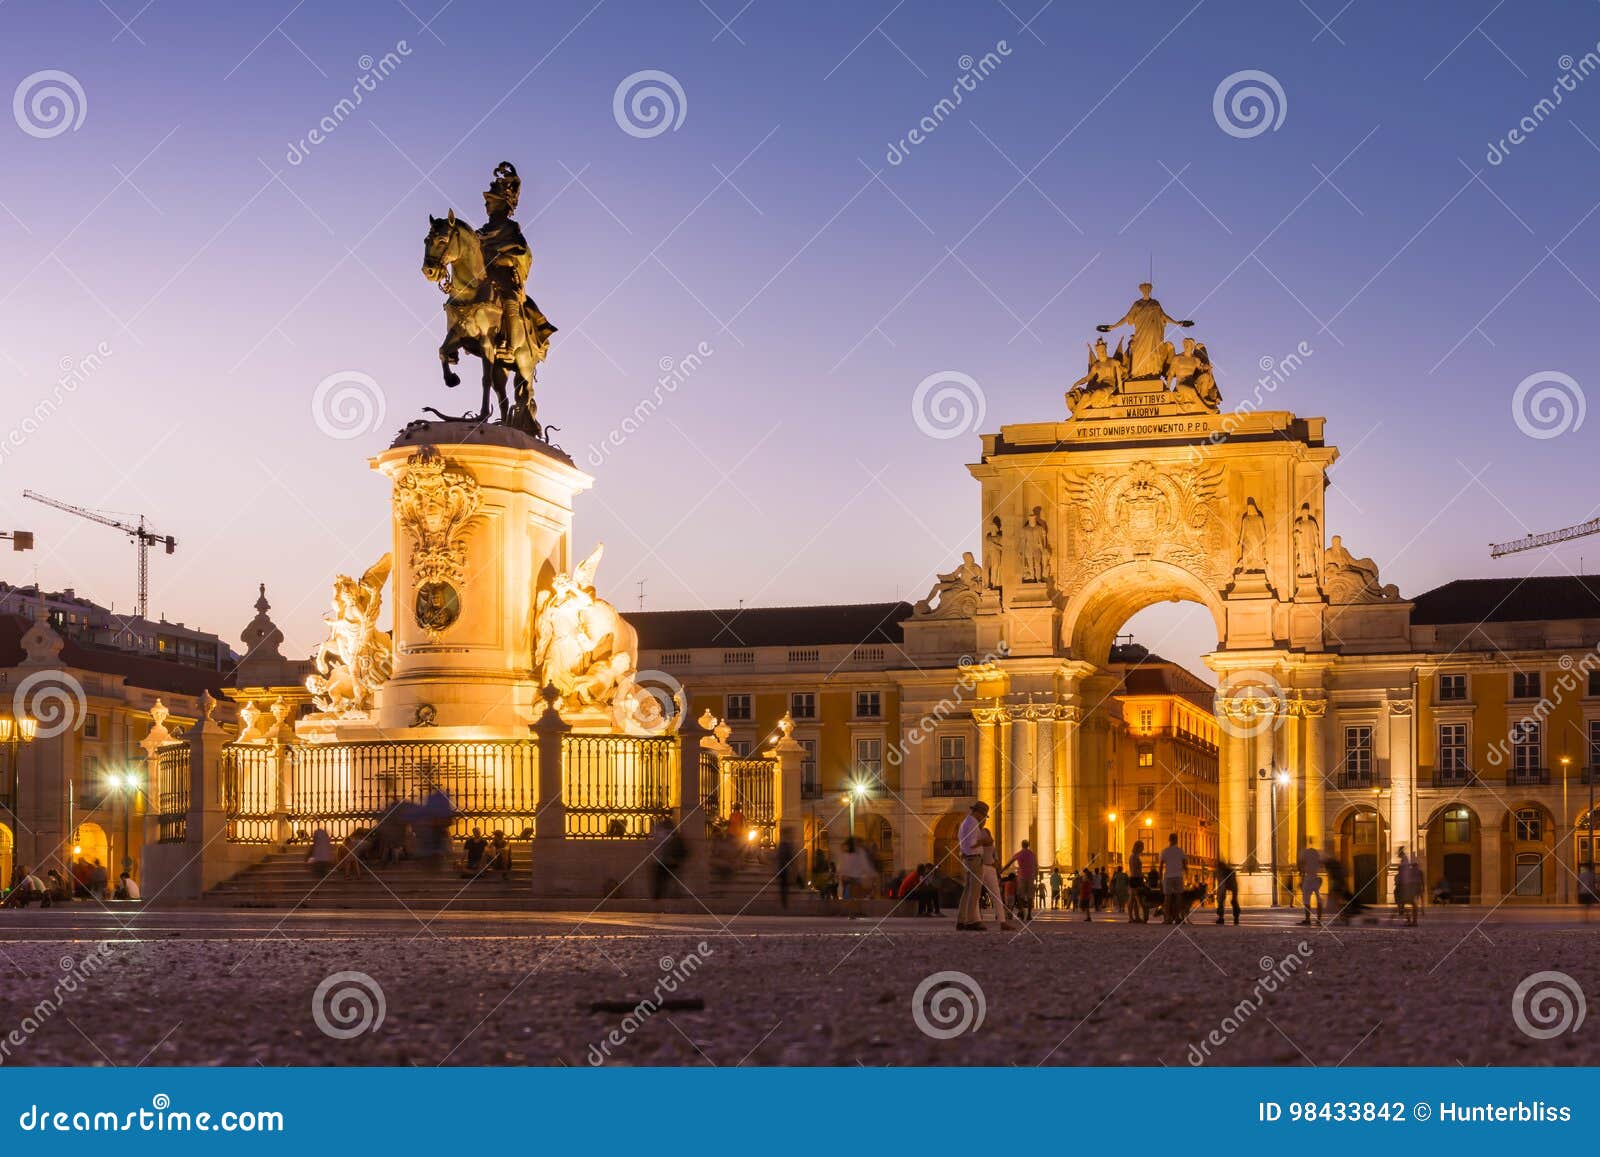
[956,801,989,930]
[1298,838,1323,926]
[1158,833,1186,923]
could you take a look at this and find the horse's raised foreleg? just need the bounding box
[439,331,462,390]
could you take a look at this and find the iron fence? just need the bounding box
[283,739,537,841]
[699,748,721,835]
[725,757,776,846]
[561,733,676,838]
[155,740,190,843]
[221,744,279,844]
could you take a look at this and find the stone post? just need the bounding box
[771,717,804,840]
[675,713,710,892]
[188,692,232,894]
[533,692,570,841]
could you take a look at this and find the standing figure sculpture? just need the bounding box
[1235,499,1268,575]
[421,162,558,436]
[1292,502,1322,585]
[1019,506,1052,584]
[984,515,1004,590]
[1097,281,1193,380]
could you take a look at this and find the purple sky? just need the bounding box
[3,0,1599,675]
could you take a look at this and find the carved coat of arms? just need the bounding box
[1058,460,1226,595]
[392,446,481,635]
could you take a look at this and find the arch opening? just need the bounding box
[1061,560,1226,665]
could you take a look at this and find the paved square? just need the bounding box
[1,909,1596,1066]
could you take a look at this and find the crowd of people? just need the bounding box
[2,858,140,908]
[302,789,521,883]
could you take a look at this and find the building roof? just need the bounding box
[0,613,228,699]
[1116,656,1216,711]
[631,601,914,651]
[1410,576,1600,626]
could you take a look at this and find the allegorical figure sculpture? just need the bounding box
[421,162,558,435]
[1235,499,1268,574]
[532,544,670,732]
[1293,502,1322,584]
[983,515,1004,590]
[1164,336,1221,408]
[1324,535,1400,602]
[306,554,394,715]
[1067,336,1127,412]
[914,552,984,619]
[1019,506,1052,583]
[1097,281,1193,379]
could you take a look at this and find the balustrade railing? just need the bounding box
[155,740,190,843]
[561,733,675,838]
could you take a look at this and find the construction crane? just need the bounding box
[1490,516,1600,558]
[21,490,175,619]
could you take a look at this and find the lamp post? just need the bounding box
[108,769,144,876]
[0,712,38,853]
[843,781,868,839]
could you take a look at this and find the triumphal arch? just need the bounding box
[904,283,1412,903]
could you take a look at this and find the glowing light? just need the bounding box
[746,830,757,842]
[1275,770,1290,785]
[1107,811,1117,822]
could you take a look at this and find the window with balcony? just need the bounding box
[789,691,817,720]
[1438,673,1467,701]
[1341,726,1373,785]
[1513,671,1542,700]
[1511,721,1543,781]
[854,691,882,719]
[1437,723,1468,780]
[935,735,969,793]
[799,738,818,797]
[855,737,884,789]
[725,693,752,721]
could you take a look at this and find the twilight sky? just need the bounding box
[3,0,1599,675]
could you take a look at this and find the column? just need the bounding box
[1387,694,1415,864]
[1053,707,1079,870]
[1035,713,1055,870]
[974,707,1000,808]
[1303,702,1327,850]
[997,713,1015,858]
[1220,722,1251,867]
[1009,710,1035,855]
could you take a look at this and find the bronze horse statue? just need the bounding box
[420,211,556,435]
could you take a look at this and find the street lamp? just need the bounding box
[0,712,37,840]
[107,769,145,875]
[843,780,868,838]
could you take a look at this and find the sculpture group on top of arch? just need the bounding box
[1067,281,1221,417]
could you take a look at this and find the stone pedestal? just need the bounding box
[372,422,593,735]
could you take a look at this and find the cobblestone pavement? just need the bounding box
[1,908,1597,1066]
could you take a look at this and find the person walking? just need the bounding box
[1297,837,1324,926]
[1214,855,1240,925]
[976,822,1016,930]
[1004,840,1038,923]
[1395,845,1421,927]
[1076,866,1094,921]
[956,801,989,931]
[1126,840,1146,923]
[1049,865,1062,910]
[1159,833,1186,924]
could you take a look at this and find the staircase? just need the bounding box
[201,846,536,911]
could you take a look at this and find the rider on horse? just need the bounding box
[480,162,531,358]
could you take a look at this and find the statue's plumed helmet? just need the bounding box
[484,161,521,214]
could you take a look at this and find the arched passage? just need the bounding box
[1060,559,1226,663]
[1426,802,1479,902]
[1333,804,1388,905]
[74,820,109,877]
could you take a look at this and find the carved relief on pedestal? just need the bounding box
[1058,459,1226,599]
[392,445,482,637]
